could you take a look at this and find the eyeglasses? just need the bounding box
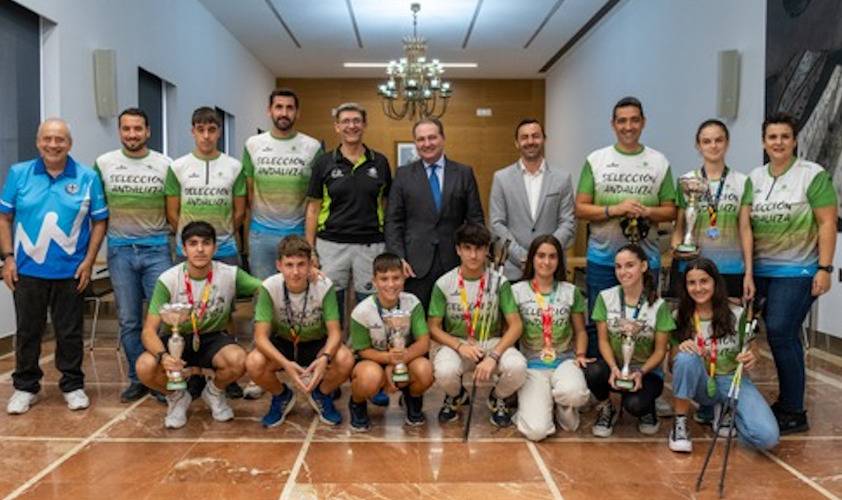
[338,117,364,126]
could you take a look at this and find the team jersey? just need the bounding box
[94,149,171,247]
[512,281,586,363]
[243,131,322,236]
[673,304,748,375]
[148,261,260,334]
[253,273,339,342]
[675,168,752,274]
[165,152,246,258]
[591,285,676,368]
[350,292,428,352]
[749,158,837,277]
[577,145,675,269]
[428,267,518,340]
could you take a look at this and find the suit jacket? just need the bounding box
[489,160,576,280]
[385,157,485,278]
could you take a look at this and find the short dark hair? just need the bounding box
[118,107,149,128]
[269,88,299,108]
[181,221,216,245]
[455,223,491,248]
[695,118,730,143]
[192,106,222,127]
[522,235,566,282]
[514,118,545,140]
[762,111,798,138]
[372,252,404,275]
[277,235,311,260]
[612,96,644,121]
[412,118,445,138]
[334,102,367,123]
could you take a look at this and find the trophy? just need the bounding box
[383,309,411,383]
[158,303,193,390]
[675,175,710,259]
[609,318,645,390]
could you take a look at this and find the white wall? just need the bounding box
[545,0,767,179]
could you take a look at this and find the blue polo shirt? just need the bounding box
[0,156,109,279]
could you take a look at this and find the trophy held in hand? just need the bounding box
[610,317,645,391]
[158,303,193,390]
[675,175,710,259]
[384,309,411,384]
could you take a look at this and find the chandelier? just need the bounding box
[378,3,452,121]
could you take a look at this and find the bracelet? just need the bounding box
[488,351,501,363]
[455,343,463,354]
[320,352,332,363]
[575,352,586,358]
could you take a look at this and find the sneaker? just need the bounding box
[150,389,167,405]
[187,374,206,399]
[489,394,514,428]
[668,415,693,453]
[438,386,470,423]
[370,388,390,407]
[225,381,244,399]
[309,386,342,426]
[555,405,581,432]
[261,385,295,428]
[400,388,426,427]
[243,381,265,400]
[164,390,192,429]
[638,410,660,435]
[592,401,618,438]
[63,389,90,411]
[349,398,371,432]
[655,396,674,417]
[6,390,38,415]
[201,381,234,422]
[712,403,733,437]
[693,404,714,425]
[775,408,809,435]
[120,382,149,403]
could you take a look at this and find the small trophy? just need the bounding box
[610,318,645,390]
[675,175,710,259]
[158,303,193,390]
[383,310,411,384]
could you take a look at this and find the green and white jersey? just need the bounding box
[165,152,247,258]
[512,281,586,361]
[674,305,746,375]
[94,149,171,247]
[254,273,339,343]
[148,261,261,334]
[577,145,675,269]
[591,285,676,367]
[350,292,428,352]
[676,168,752,274]
[243,131,322,236]
[750,158,837,277]
[428,267,518,340]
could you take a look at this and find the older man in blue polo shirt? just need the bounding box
[0,118,108,415]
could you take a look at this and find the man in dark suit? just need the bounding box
[385,118,484,310]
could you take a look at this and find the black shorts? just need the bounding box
[160,331,238,369]
[271,336,327,366]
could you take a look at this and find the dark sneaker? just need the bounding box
[592,401,618,438]
[775,408,809,435]
[349,398,371,432]
[370,389,390,407]
[693,404,714,425]
[225,382,244,399]
[261,385,295,428]
[638,409,660,435]
[120,382,149,403]
[489,393,514,428]
[400,388,426,427]
[438,386,470,423]
[150,389,167,405]
[668,415,692,453]
[187,375,206,400]
[309,386,342,426]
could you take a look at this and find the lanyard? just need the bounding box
[183,265,213,351]
[457,269,486,340]
[282,281,309,355]
[694,312,718,396]
[618,287,643,320]
[532,280,558,353]
[701,166,728,227]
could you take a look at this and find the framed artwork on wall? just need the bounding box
[396,142,418,167]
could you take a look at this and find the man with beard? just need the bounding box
[94,108,173,402]
[489,118,576,281]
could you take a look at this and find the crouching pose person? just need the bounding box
[669,257,778,452]
[137,221,261,428]
[246,235,353,427]
[513,235,591,440]
[348,253,433,431]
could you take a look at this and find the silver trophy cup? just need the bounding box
[383,309,411,384]
[675,175,710,259]
[158,303,193,390]
[610,318,645,390]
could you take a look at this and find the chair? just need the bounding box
[84,266,113,350]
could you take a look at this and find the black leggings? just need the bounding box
[585,359,663,417]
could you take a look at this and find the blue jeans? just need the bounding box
[248,231,284,281]
[755,276,814,413]
[108,244,172,382]
[672,352,779,449]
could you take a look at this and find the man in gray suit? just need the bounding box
[490,119,576,280]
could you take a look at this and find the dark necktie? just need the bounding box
[429,163,442,212]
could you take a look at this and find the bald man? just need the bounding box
[1,118,109,415]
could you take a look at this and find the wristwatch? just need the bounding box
[817,264,834,273]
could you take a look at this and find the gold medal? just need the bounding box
[541,348,556,363]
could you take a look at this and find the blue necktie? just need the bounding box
[429,164,442,212]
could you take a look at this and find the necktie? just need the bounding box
[429,164,442,212]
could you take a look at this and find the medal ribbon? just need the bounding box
[618,287,643,320]
[457,269,486,340]
[532,280,558,358]
[694,312,718,396]
[184,266,213,351]
[701,166,728,228]
[283,281,309,360]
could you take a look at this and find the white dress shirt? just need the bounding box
[520,159,545,220]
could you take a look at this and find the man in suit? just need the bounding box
[490,119,576,281]
[385,118,484,310]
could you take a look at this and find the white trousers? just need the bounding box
[433,337,527,399]
[515,359,591,441]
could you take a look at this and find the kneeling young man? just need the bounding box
[348,253,433,431]
[429,223,526,427]
[137,221,261,428]
[246,235,353,427]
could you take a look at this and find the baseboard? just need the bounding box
[810,330,842,357]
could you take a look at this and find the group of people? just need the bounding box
[0,89,836,456]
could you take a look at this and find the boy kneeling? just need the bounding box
[348,253,433,431]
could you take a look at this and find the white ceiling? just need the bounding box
[198,0,610,79]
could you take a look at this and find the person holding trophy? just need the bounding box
[585,244,675,437]
[512,235,591,441]
[136,221,261,429]
[348,253,433,432]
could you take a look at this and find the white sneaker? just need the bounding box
[713,403,733,438]
[243,381,265,400]
[668,415,693,453]
[7,390,38,414]
[202,381,234,422]
[556,404,581,432]
[165,390,192,429]
[63,389,90,411]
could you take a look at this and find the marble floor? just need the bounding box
[1,337,841,500]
